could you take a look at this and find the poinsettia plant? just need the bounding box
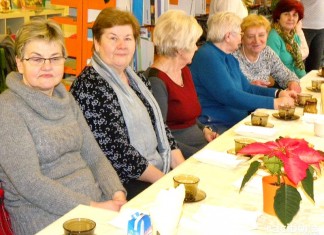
[238,137,324,227]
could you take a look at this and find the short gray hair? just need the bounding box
[15,18,67,60]
[207,12,242,43]
[153,10,203,57]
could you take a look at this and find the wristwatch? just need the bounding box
[204,126,213,132]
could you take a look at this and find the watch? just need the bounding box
[204,126,213,132]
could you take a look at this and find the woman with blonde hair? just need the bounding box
[233,14,301,92]
[144,10,218,158]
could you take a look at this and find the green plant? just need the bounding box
[238,137,324,227]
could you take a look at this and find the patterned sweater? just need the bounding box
[70,66,177,184]
[233,46,299,89]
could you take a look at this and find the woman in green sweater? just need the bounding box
[267,0,306,78]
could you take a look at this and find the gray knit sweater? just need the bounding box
[0,72,125,235]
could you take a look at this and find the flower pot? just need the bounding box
[262,175,295,216]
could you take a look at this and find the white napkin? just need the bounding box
[302,113,324,124]
[233,174,264,194]
[150,185,185,235]
[194,149,247,169]
[234,125,278,139]
[108,207,149,232]
[179,204,259,234]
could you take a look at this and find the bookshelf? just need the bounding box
[0,8,64,35]
[50,0,116,76]
[81,0,116,70]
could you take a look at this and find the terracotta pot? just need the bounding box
[262,175,295,216]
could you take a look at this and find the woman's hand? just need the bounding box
[287,81,301,93]
[251,80,271,87]
[90,192,127,212]
[203,127,219,142]
[278,89,297,99]
[274,96,296,109]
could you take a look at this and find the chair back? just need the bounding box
[0,47,7,93]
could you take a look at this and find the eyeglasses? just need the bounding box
[22,56,66,66]
[231,31,244,37]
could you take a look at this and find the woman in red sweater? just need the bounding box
[144,10,218,158]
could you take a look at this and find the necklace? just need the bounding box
[242,45,260,64]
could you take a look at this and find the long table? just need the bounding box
[37,70,324,235]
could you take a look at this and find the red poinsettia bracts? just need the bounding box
[238,137,324,185]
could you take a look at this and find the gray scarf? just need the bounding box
[91,52,171,173]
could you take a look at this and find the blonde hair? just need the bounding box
[241,14,271,33]
[207,12,242,43]
[15,18,67,60]
[153,10,203,57]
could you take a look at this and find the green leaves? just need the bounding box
[239,161,260,192]
[263,156,283,175]
[274,184,302,227]
[301,168,314,202]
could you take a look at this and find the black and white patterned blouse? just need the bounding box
[233,46,299,89]
[70,66,178,183]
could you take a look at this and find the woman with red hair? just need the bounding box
[267,0,306,78]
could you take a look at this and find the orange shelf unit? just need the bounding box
[51,0,83,76]
[86,0,117,9]
[50,0,80,8]
[81,0,116,70]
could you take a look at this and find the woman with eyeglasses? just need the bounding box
[189,12,297,133]
[0,19,126,235]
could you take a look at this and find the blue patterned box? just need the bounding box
[127,212,152,235]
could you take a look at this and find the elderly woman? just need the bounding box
[233,14,301,93]
[70,8,185,200]
[0,19,126,235]
[144,10,218,158]
[267,0,306,78]
[208,0,248,20]
[189,12,296,133]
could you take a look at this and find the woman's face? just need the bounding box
[278,10,299,33]
[16,39,65,96]
[242,26,268,54]
[228,30,242,53]
[94,25,136,73]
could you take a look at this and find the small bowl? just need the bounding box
[63,218,96,235]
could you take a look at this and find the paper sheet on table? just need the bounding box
[194,149,247,169]
[302,113,324,124]
[179,204,260,234]
[233,174,265,194]
[234,125,278,140]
